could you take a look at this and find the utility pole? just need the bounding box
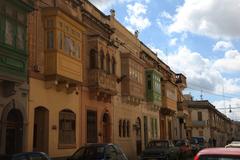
[200,90,203,100]
[223,84,226,115]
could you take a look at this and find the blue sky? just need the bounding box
[89,0,240,120]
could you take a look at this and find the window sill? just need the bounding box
[58,144,76,149]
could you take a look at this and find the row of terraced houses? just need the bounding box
[0,0,240,160]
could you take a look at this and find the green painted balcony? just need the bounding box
[0,0,33,82]
[145,69,162,107]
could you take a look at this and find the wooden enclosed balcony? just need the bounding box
[176,73,187,89]
[88,69,117,96]
[161,80,178,115]
[42,7,84,93]
[45,52,83,82]
[44,52,83,94]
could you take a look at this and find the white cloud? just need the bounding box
[149,46,240,95]
[89,0,150,12]
[157,11,173,34]
[213,50,240,72]
[166,46,219,91]
[168,0,240,39]
[216,78,240,94]
[160,11,173,20]
[147,44,167,61]
[157,19,167,33]
[89,0,117,11]
[125,2,151,31]
[213,41,234,52]
[169,38,177,46]
[180,32,188,42]
[126,25,135,33]
[119,0,150,3]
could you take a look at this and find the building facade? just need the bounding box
[0,0,189,159]
[27,0,85,158]
[186,100,232,147]
[112,23,146,159]
[0,0,33,154]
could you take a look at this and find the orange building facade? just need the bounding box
[25,0,187,159]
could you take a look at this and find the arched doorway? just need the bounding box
[136,117,142,156]
[5,109,23,154]
[33,107,49,153]
[102,112,111,143]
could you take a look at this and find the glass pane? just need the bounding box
[58,32,62,49]
[17,11,26,24]
[6,5,16,18]
[64,36,72,54]
[74,42,81,58]
[17,25,25,50]
[29,154,43,160]
[72,147,85,160]
[0,3,5,14]
[76,44,80,59]
[5,19,14,45]
[0,17,2,42]
[71,40,75,56]
[15,155,28,160]
[47,31,54,49]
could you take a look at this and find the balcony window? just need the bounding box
[198,112,202,121]
[64,35,72,54]
[119,120,122,137]
[148,80,151,90]
[100,51,105,70]
[0,18,2,43]
[112,57,116,75]
[5,19,14,45]
[129,63,143,84]
[58,31,63,49]
[16,25,25,50]
[127,120,130,137]
[71,40,75,56]
[106,54,110,74]
[90,49,98,69]
[59,109,76,146]
[0,2,27,51]
[47,31,54,49]
[17,11,26,24]
[75,44,80,59]
[123,120,126,137]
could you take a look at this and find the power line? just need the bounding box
[186,84,240,99]
[218,107,240,110]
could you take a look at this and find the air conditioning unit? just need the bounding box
[33,64,40,72]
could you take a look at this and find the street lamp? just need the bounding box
[229,105,232,113]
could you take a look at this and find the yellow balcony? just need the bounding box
[161,80,178,114]
[45,52,83,83]
[88,69,117,96]
[162,96,177,112]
